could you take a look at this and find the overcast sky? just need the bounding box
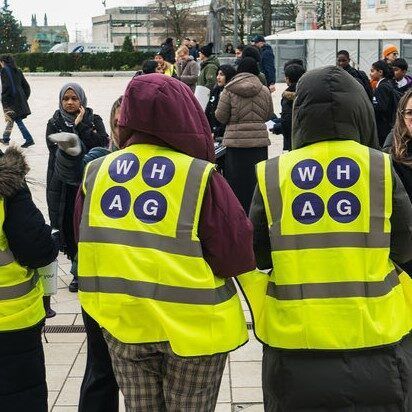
[9,0,151,41]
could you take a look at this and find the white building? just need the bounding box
[92,6,165,51]
[361,0,412,33]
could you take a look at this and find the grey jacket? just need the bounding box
[176,58,199,93]
[215,72,273,148]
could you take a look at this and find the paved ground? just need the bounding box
[0,76,285,412]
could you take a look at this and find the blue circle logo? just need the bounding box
[291,159,323,189]
[327,191,361,223]
[101,186,131,218]
[109,153,140,183]
[292,193,324,224]
[134,191,167,223]
[142,157,175,188]
[327,157,360,188]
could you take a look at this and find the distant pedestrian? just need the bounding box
[134,60,157,77]
[392,58,412,94]
[215,57,273,213]
[370,60,398,146]
[182,37,191,48]
[205,64,236,140]
[190,39,200,60]
[175,45,199,93]
[0,55,34,148]
[225,43,235,54]
[235,44,244,64]
[46,83,108,293]
[154,52,175,77]
[383,89,412,207]
[279,63,306,151]
[241,45,267,86]
[197,43,220,91]
[336,50,373,100]
[252,35,276,92]
[383,44,399,66]
[160,37,175,64]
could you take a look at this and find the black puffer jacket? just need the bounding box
[46,109,108,259]
[0,147,58,268]
[250,66,412,411]
[0,66,31,120]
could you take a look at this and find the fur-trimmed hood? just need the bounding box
[0,147,29,197]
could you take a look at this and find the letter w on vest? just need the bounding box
[298,166,316,181]
[117,159,134,175]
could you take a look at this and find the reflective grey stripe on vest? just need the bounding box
[267,268,400,300]
[0,249,15,266]
[79,276,237,305]
[0,271,39,300]
[80,156,211,257]
[266,148,389,251]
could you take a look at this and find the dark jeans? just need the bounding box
[0,322,47,412]
[79,309,119,412]
[3,118,34,143]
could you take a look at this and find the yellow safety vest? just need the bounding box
[242,140,412,350]
[0,198,45,332]
[78,144,248,356]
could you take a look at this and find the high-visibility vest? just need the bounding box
[243,140,412,350]
[0,198,45,332]
[78,144,248,356]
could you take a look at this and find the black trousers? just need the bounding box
[0,322,47,412]
[225,146,268,215]
[79,309,119,412]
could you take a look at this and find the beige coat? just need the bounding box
[215,73,273,148]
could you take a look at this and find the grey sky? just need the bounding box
[9,0,150,41]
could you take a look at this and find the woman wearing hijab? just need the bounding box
[46,83,108,293]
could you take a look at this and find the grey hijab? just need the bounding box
[59,83,88,125]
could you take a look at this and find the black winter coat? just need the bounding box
[260,43,276,85]
[280,83,296,151]
[373,79,397,147]
[343,65,374,101]
[0,66,31,120]
[0,147,58,269]
[205,85,226,139]
[46,109,108,259]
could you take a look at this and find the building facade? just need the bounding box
[92,6,167,51]
[361,0,412,32]
[22,14,69,52]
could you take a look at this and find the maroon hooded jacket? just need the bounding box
[74,74,255,277]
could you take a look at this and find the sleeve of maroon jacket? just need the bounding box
[73,171,256,278]
[198,171,256,278]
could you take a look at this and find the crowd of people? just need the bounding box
[0,34,412,412]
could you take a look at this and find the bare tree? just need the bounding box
[155,0,198,41]
[221,0,253,45]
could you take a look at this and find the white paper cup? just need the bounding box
[37,260,58,296]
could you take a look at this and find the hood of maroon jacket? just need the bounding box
[118,74,215,162]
